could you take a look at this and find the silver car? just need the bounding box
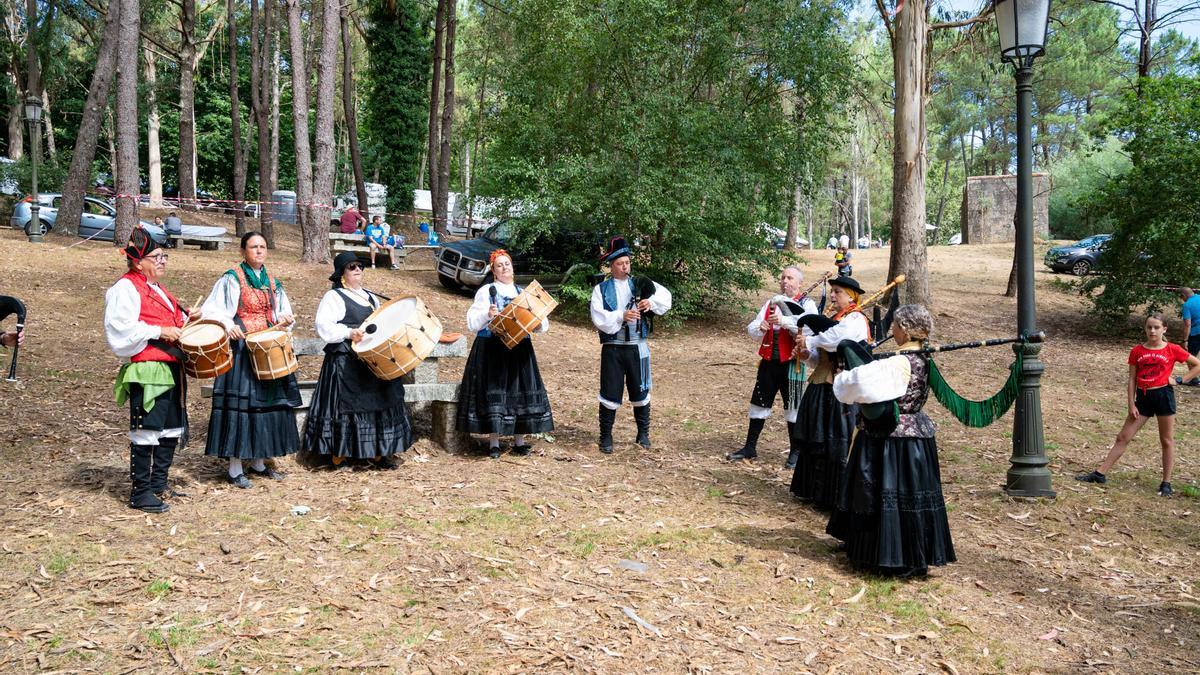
[9,193,231,243]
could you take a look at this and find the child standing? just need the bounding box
[1077,313,1200,496]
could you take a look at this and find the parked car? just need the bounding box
[435,221,594,291]
[10,193,226,243]
[1043,234,1112,276]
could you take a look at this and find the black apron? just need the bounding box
[328,289,407,413]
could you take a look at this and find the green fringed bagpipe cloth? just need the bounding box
[927,352,1023,428]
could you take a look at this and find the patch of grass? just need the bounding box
[1178,485,1200,499]
[569,529,601,558]
[146,621,199,650]
[197,657,220,670]
[705,486,724,499]
[145,579,173,599]
[46,635,63,649]
[350,514,396,530]
[457,501,536,532]
[633,527,708,551]
[47,552,77,575]
[682,419,712,433]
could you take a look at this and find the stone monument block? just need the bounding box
[960,174,1051,244]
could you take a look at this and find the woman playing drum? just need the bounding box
[456,250,555,458]
[301,252,412,468]
[200,231,301,488]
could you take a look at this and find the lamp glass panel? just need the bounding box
[995,0,1017,53]
[1015,0,1050,52]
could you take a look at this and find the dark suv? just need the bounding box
[1044,234,1111,276]
[435,221,593,291]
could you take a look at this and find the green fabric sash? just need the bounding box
[230,263,280,291]
[928,352,1023,427]
[114,361,176,412]
[786,360,807,411]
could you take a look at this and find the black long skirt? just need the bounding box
[204,338,300,460]
[826,433,955,576]
[789,383,858,510]
[456,334,554,435]
[300,350,413,461]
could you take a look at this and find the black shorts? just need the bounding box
[1135,386,1176,417]
[1188,334,1200,357]
[750,359,791,409]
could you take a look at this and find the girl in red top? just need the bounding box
[1078,313,1200,496]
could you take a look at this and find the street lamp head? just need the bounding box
[23,94,41,123]
[994,0,1051,66]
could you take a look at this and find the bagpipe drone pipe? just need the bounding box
[0,295,26,382]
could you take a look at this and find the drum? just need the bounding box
[179,319,233,379]
[489,280,558,349]
[245,328,299,380]
[353,294,444,380]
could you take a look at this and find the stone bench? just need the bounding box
[168,233,233,251]
[200,335,469,452]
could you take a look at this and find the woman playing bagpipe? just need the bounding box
[825,304,955,577]
[300,252,412,469]
[788,276,871,509]
[103,227,199,513]
[456,249,555,458]
[200,232,301,489]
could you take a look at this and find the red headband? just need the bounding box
[489,249,511,266]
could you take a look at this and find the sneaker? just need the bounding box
[247,465,285,481]
[488,447,502,459]
[1075,470,1106,484]
[228,473,252,489]
[513,445,532,456]
[1159,482,1173,497]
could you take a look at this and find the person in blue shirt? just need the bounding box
[1177,286,1200,385]
[364,215,404,269]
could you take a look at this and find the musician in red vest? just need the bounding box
[728,265,818,467]
[104,228,197,513]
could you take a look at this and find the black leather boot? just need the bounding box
[598,405,616,454]
[129,444,168,513]
[152,437,187,498]
[728,418,764,460]
[634,404,651,449]
[785,422,801,470]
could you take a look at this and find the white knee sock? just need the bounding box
[250,458,267,472]
[489,434,500,449]
[513,434,526,447]
[228,458,243,478]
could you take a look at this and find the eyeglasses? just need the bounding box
[147,254,169,263]
[345,263,364,271]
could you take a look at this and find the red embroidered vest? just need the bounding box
[122,271,184,363]
[757,296,801,362]
[234,267,276,334]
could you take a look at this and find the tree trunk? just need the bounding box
[178,0,197,209]
[114,0,140,246]
[41,89,54,158]
[56,2,119,234]
[885,0,931,307]
[285,0,321,261]
[6,95,21,160]
[426,0,445,226]
[23,0,39,167]
[784,181,800,253]
[865,180,872,242]
[228,0,246,236]
[270,33,280,189]
[341,6,367,214]
[145,47,163,207]
[931,156,950,236]
[250,0,275,244]
[105,104,116,181]
[311,0,339,254]
[435,0,456,233]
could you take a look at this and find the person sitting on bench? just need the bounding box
[364,215,404,269]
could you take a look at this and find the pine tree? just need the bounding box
[365,0,428,214]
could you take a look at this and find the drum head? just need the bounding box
[248,329,287,346]
[356,296,420,352]
[181,321,225,346]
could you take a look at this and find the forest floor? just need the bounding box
[1,221,1198,674]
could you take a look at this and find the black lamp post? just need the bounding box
[996,0,1054,497]
[24,94,43,244]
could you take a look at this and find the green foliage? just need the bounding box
[1047,136,1130,240]
[364,0,429,213]
[474,0,854,318]
[1081,75,1200,322]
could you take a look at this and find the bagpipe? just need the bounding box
[769,275,906,360]
[625,276,658,337]
[0,295,26,382]
[839,330,1047,433]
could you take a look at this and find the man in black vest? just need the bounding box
[589,236,672,454]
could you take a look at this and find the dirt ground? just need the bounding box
[1,219,1198,674]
